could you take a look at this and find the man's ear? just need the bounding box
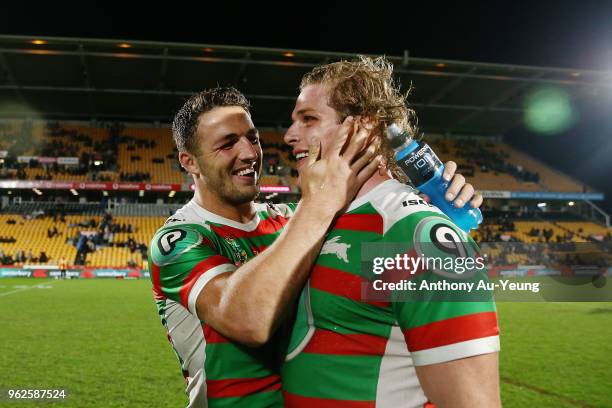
[179,151,200,176]
[360,116,381,145]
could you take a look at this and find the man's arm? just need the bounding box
[384,205,500,407]
[415,353,501,408]
[197,117,381,346]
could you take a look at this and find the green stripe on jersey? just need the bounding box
[282,353,382,401]
[310,287,394,337]
[209,390,283,408]
[205,343,278,380]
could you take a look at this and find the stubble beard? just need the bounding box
[202,163,259,206]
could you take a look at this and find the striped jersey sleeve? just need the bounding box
[382,211,500,366]
[149,223,236,316]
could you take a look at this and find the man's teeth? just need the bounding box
[295,152,309,160]
[236,168,255,176]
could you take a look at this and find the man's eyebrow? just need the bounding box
[295,109,315,116]
[216,128,258,143]
[291,109,315,121]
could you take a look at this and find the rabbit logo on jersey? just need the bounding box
[321,236,351,263]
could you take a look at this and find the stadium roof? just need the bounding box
[1,35,611,136]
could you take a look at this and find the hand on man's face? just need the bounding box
[298,116,382,217]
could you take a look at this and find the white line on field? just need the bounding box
[0,283,56,297]
[0,287,32,297]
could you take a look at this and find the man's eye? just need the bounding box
[220,142,234,150]
[303,116,316,123]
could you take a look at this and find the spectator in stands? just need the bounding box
[39,251,48,263]
[127,237,137,253]
[15,250,25,263]
[138,243,147,259]
[47,226,59,238]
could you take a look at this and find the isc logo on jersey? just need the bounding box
[152,227,203,266]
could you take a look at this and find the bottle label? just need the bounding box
[397,143,443,186]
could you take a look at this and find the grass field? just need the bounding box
[1,278,611,407]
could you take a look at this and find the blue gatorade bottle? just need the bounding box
[387,124,483,232]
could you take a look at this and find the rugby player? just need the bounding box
[281,56,500,408]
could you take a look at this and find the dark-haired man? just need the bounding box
[149,87,381,407]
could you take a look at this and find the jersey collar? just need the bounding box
[188,199,262,231]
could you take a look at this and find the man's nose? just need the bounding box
[237,137,258,161]
[284,123,299,146]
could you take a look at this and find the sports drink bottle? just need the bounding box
[387,124,483,232]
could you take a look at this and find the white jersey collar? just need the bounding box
[187,199,262,232]
[346,179,408,213]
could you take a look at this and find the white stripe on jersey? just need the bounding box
[164,298,208,407]
[187,263,237,316]
[375,325,428,408]
[411,335,500,366]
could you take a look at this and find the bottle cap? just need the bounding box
[386,123,412,149]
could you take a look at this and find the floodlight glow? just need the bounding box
[524,87,576,134]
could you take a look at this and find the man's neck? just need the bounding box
[193,187,257,224]
[354,169,393,200]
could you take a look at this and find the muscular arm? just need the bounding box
[197,201,337,346]
[416,353,501,408]
[196,117,380,346]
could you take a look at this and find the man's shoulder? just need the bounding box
[356,180,446,234]
[150,202,218,263]
[255,202,297,219]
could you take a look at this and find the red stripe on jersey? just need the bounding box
[333,213,383,234]
[310,265,389,308]
[206,374,281,398]
[303,329,388,356]
[424,402,437,408]
[178,255,233,308]
[283,391,374,408]
[203,324,230,344]
[211,215,288,239]
[150,262,164,300]
[403,311,499,352]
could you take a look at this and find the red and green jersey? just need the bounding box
[282,179,499,408]
[149,199,296,408]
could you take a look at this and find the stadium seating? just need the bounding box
[118,127,184,184]
[0,213,166,269]
[0,120,589,193]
